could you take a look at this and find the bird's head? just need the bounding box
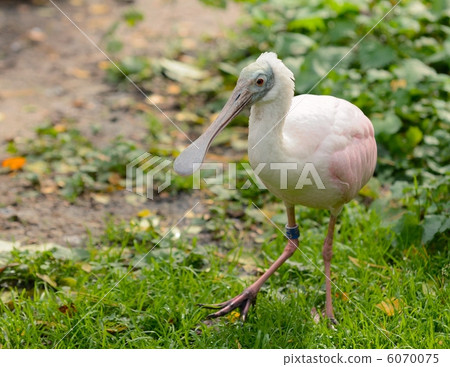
[173,52,294,176]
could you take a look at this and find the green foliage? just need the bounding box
[392,177,449,248]
[12,123,139,201]
[8,120,195,201]
[202,0,449,183]
[103,9,144,55]
[122,9,144,27]
[199,0,228,8]
[106,56,153,84]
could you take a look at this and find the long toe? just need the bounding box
[198,294,241,310]
[240,298,253,322]
[200,289,258,321]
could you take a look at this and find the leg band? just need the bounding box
[285,224,300,240]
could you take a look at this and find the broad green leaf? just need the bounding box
[199,0,227,8]
[309,46,351,75]
[433,100,450,124]
[327,19,356,42]
[422,215,450,244]
[393,211,422,246]
[160,59,208,81]
[366,69,392,82]
[405,126,423,148]
[106,39,123,53]
[358,41,396,70]
[328,0,361,15]
[274,33,315,56]
[287,17,326,32]
[394,59,437,84]
[123,10,144,27]
[371,111,402,135]
[395,17,421,36]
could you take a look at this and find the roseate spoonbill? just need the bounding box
[174,52,377,323]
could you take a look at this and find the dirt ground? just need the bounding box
[0,0,240,245]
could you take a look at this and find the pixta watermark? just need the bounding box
[126,153,325,200]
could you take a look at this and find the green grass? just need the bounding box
[0,201,448,348]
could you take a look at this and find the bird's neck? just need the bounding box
[248,90,293,155]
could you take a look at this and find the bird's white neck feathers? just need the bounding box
[249,53,295,151]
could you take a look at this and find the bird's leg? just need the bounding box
[322,214,338,324]
[200,205,299,321]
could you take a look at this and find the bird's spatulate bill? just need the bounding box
[173,82,252,176]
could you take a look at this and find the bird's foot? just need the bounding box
[313,307,339,327]
[328,316,338,326]
[324,312,339,328]
[198,287,259,322]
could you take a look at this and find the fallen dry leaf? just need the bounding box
[58,303,77,316]
[186,225,202,235]
[133,102,152,113]
[88,4,110,15]
[2,157,26,171]
[54,124,67,133]
[36,273,57,288]
[167,83,181,95]
[0,263,20,274]
[348,256,361,267]
[376,297,403,316]
[160,58,208,81]
[348,256,387,270]
[311,307,321,324]
[106,325,128,334]
[422,282,436,296]
[390,79,407,91]
[108,172,121,186]
[335,292,349,302]
[98,60,110,70]
[81,263,92,273]
[40,180,58,194]
[69,0,84,6]
[0,89,35,98]
[27,27,46,42]
[68,68,91,79]
[1,291,15,310]
[137,209,151,217]
[125,193,147,206]
[146,94,166,105]
[175,111,202,123]
[91,193,110,205]
[185,210,200,219]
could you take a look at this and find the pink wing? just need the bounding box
[329,101,377,203]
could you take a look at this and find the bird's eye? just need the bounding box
[256,78,265,86]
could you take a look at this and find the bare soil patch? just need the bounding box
[0,0,240,244]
